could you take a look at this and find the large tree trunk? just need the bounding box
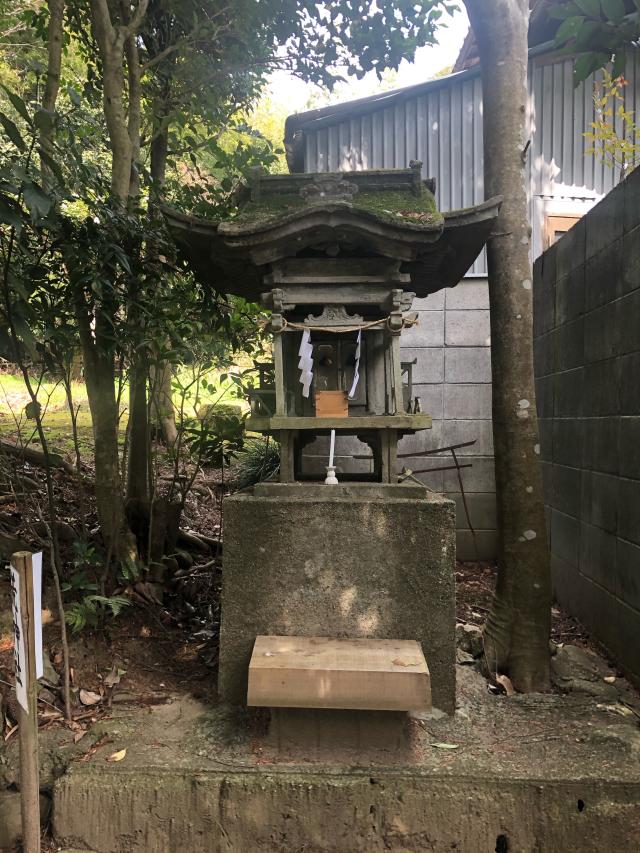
[41,0,64,166]
[464,0,551,691]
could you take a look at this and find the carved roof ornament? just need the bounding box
[299,175,359,202]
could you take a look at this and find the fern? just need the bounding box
[64,594,130,633]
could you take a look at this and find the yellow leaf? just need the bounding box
[106,748,127,763]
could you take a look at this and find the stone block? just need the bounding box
[455,529,498,560]
[220,489,457,712]
[620,353,640,415]
[582,359,620,417]
[583,471,618,533]
[401,311,444,347]
[533,329,557,377]
[583,417,619,475]
[445,309,491,347]
[443,383,492,420]
[550,509,580,566]
[400,347,444,383]
[396,419,443,455]
[579,522,617,594]
[444,347,491,383]
[617,477,640,546]
[550,464,581,519]
[443,456,495,493]
[441,419,494,456]
[445,280,489,309]
[617,288,640,356]
[413,290,445,310]
[585,241,623,312]
[445,491,497,530]
[555,266,585,326]
[584,182,625,259]
[538,417,554,462]
[552,419,583,468]
[616,537,640,611]
[556,318,585,371]
[412,383,444,419]
[622,224,640,295]
[618,416,640,479]
[536,374,555,419]
[556,216,585,277]
[533,270,555,336]
[623,163,640,233]
[585,302,619,363]
[554,368,584,418]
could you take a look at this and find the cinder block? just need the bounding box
[400,347,444,383]
[554,368,584,418]
[585,181,625,259]
[536,374,554,419]
[455,529,498,560]
[585,241,623,312]
[552,418,583,468]
[443,384,492,420]
[620,353,640,415]
[412,383,444,419]
[396,420,443,456]
[584,471,618,533]
[579,522,617,594]
[443,456,495,493]
[445,310,491,347]
[556,318,585,371]
[583,417,619,475]
[617,288,640,356]
[444,347,491,383]
[533,329,557,377]
[446,492,497,530]
[616,537,640,611]
[538,417,554,462]
[555,266,585,326]
[582,359,620,417]
[413,290,445,311]
[533,271,555,336]
[445,280,489,310]
[617,477,640,545]
[622,223,640,295]
[556,216,585,277]
[401,311,444,347]
[441,419,494,456]
[585,302,619,363]
[623,164,640,234]
[396,455,445,491]
[551,509,580,566]
[550,464,581,519]
[618,416,640,478]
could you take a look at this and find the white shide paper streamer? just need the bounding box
[298,329,314,398]
[348,330,361,399]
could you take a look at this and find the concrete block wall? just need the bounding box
[398,280,496,560]
[533,165,640,680]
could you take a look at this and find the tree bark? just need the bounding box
[464,0,551,691]
[41,0,64,167]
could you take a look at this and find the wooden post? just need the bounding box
[11,551,41,853]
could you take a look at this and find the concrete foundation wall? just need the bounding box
[533,166,640,681]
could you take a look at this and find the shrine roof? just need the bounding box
[162,167,501,301]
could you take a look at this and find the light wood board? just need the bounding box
[247,636,431,711]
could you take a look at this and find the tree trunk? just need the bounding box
[464,0,551,691]
[41,0,64,168]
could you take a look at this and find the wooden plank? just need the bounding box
[248,636,431,711]
[245,414,432,431]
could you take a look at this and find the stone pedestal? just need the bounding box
[219,483,456,713]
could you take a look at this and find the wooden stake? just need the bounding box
[11,551,41,853]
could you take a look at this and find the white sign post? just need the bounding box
[10,550,41,853]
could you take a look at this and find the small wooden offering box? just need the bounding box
[315,390,348,418]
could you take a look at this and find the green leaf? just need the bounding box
[0,112,26,151]
[1,87,32,125]
[575,0,601,17]
[0,194,22,230]
[601,0,626,23]
[555,15,586,44]
[34,108,54,135]
[612,49,626,79]
[22,180,52,220]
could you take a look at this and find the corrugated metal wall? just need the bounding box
[302,54,640,275]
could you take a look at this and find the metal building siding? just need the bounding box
[301,53,640,275]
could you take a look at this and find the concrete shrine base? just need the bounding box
[52,666,640,852]
[218,483,457,713]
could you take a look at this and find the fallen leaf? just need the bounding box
[104,666,124,688]
[106,748,127,763]
[603,676,616,684]
[73,730,87,744]
[79,689,102,706]
[495,674,516,697]
[431,742,459,750]
[392,658,420,667]
[597,703,634,718]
